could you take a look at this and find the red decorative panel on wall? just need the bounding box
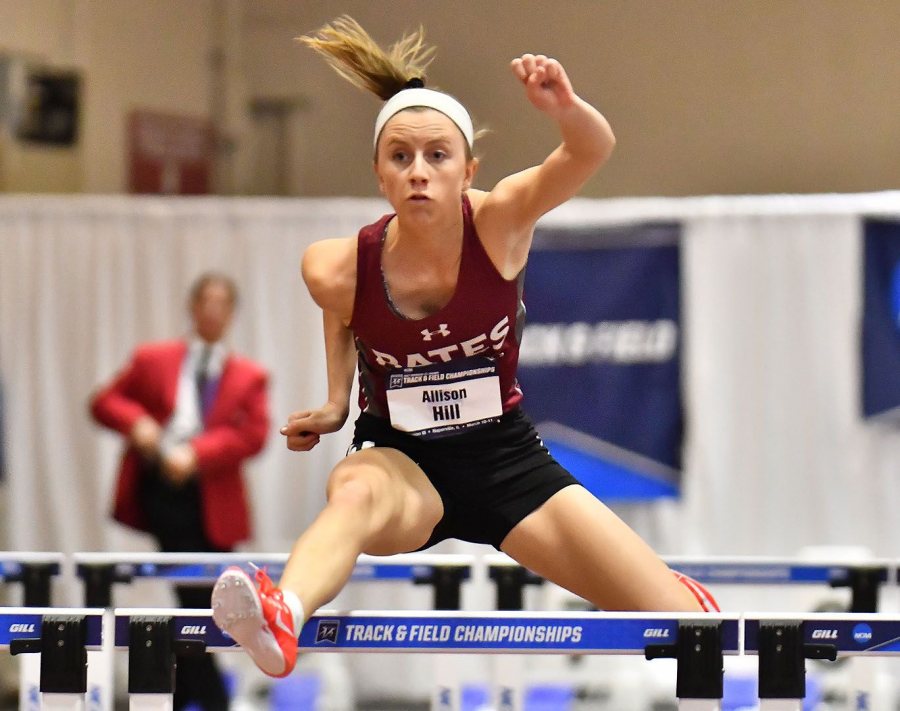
[128,110,214,194]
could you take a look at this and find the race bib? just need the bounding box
[385,357,502,439]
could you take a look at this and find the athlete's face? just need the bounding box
[374,109,477,215]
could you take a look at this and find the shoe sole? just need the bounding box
[211,567,289,677]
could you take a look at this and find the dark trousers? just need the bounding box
[140,461,230,711]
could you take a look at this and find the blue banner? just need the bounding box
[861,220,900,422]
[298,614,741,654]
[518,223,682,500]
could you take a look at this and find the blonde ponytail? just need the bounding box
[299,16,436,101]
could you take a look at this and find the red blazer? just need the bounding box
[89,340,270,549]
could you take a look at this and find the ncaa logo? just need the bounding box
[853,623,873,645]
[315,620,339,645]
[388,374,403,389]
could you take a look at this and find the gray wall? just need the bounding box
[251,0,900,197]
[1,0,898,197]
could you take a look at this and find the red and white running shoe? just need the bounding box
[673,571,721,612]
[211,565,298,677]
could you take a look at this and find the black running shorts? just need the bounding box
[349,407,580,549]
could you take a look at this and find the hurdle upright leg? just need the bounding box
[489,563,544,711]
[13,563,57,711]
[10,614,92,711]
[646,620,725,710]
[127,617,176,711]
[417,565,468,711]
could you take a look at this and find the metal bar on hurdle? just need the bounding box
[2,607,104,711]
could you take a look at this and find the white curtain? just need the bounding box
[3,192,900,562]
[2,192,900,698]
[539,192,900,557]
[0,196,389,568]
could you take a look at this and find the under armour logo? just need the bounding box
[421,324,450,341]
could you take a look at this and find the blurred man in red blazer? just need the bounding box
[90,272,270,710]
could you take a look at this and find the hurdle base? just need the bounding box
[127,692,173,711]
[677,701,720,711]
[39,693,86,711]
[757,701,803,711]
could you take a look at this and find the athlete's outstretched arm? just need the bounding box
[474,54,615,276]
[282,239,358,451]
[506,53,614,218]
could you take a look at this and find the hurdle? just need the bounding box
[0,552,64,608]
[484,553,897,613]
[74,551,475,608]
[663,556,897,708]
[483,553,900,708]
[74,551,475,709]
[663,556,896,612]
[62,552,900,708]
[2,607,104,711]
[745,612,900,711]
[113,608,740,711]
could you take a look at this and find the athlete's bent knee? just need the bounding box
[328,476,377,513]
[326,460,391,509]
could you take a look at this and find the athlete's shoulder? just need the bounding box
[303,237,356,283]
[302,237,357,313]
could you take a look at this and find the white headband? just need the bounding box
[373,88,474,150]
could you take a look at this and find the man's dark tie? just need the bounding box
[195,346,213,418]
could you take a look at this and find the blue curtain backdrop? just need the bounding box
[517,223,682,500]
[862,219,900,421]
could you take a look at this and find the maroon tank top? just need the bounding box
[349,195,525,432]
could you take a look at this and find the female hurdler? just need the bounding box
[211,17,716,678]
